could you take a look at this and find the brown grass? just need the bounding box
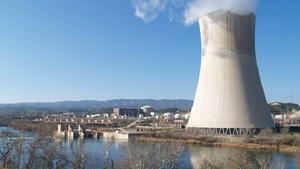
[133,131,300,153]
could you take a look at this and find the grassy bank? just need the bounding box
[133,130,300,153]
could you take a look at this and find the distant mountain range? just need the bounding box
[1,99,298,115]
[0,99,193,114]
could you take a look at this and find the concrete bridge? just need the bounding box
[53,119,145,140]
[41,117,116,128]
[54,124,102,139]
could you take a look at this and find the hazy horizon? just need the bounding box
[1,98,298,105]
[0,98,194,105]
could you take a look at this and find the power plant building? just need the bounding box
[187,11,274,134]
[113,108,142,117]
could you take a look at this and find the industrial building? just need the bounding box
[187,11,275,134]
[113,108,142,118]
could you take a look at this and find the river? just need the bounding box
[0,127,299,169]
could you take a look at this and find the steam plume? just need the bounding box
[132,0,258,25]
[184,0,258,25]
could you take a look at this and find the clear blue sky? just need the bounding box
[0,0,299,104]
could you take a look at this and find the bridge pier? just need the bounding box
[93,131,98,139]
[67,125,74,139]
[54,124,65,138]
[78,125,84,139]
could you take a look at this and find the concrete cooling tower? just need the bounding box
[187,11,274,134]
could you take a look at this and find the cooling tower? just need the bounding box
[187,11,274,134]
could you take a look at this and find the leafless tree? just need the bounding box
[73,140,87,169]
[6,124,66,169]
[102,141,115,169]
[117,142,183,169]
[0,138,14,168]
[13,136,25,169]
[199,159,222,169]
[196,152,287,169]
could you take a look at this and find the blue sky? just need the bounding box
[0,0,299,104]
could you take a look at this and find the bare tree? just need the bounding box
[13,136,25,169]
[0,139,14,168]
[196,152,287,169]
[117,142,183,169]
[199,159,222,169]
[102,141,114,169]
[73,140,86,169]
[24,136,43,169]
[19,135,67,169]
[0,130,22,169]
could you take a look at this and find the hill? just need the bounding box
[0,99,193,114]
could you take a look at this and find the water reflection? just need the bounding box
[186,145,299,169]
[63,139,183,169]
[1,127,299,169]
[62,139,300,169]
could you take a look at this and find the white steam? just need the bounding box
[132,0,168,23]
[184,0,258,25]
[132,0,258,25]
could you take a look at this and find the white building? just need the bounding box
[175,114,184,119]
[163,113,174,120]
[139,114,144,119]
[184,113,190,120]
[150,112,156,117]
[140,105,154,113]
[90,114,101,118]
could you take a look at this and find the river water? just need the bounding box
[66,139,300,169]
[0,127,299,169]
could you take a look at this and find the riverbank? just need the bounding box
[7,120,57,136]
[5,120,300,153]
[133,131,300,153]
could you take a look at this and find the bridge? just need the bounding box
[52,118,144,140]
